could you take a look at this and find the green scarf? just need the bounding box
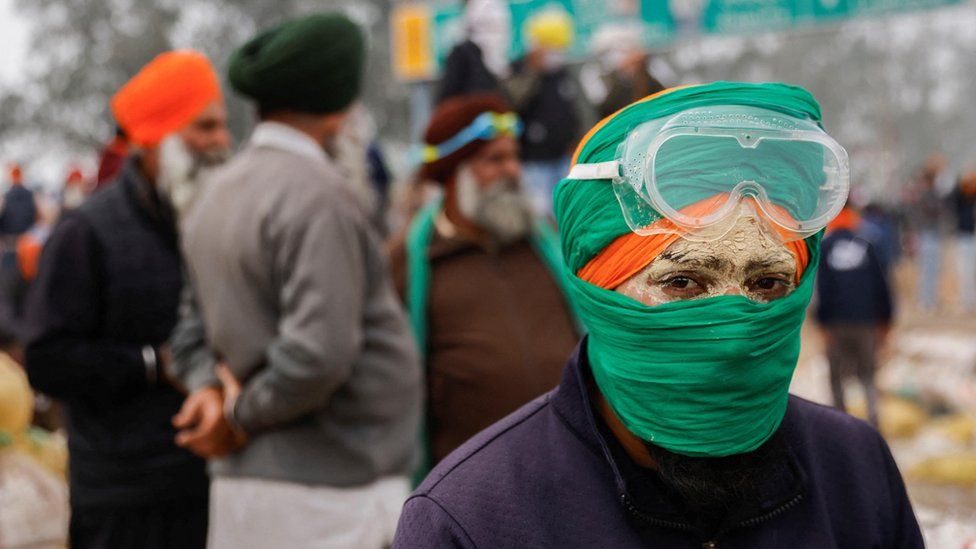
[554,81,826,457]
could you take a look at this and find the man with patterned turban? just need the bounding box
[393,83,923,547]
[170,13,421,548]
[24,50,230,549]
[391,93,579,472]
[388,92,580,475]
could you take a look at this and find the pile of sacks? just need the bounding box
[0,352,68,547]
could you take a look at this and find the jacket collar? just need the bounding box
[118,158,178,249]
[552,339,807,537]
[249,121,332,167]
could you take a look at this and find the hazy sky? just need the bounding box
[0,0,30,86]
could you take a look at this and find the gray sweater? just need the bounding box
[174,123,421,486]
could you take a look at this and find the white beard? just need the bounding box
[62,186,86,210]
[331,105,379,214]
[456,165,533,245]
[157,135,228,220]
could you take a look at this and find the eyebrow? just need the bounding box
[744,258,795,273]
[659,250,732,271]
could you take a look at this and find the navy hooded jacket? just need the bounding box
[816,228,894,326]
[394,342,923,548]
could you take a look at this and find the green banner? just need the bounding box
[408,0,964,79]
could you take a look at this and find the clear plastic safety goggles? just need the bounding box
[567,105,850,242]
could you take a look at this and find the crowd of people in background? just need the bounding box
[0,0,968,547]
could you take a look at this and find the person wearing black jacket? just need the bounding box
[437,0,510,102]
[24,50,230,549]
[438,40,500,103]
[0,165,37,237]
[815,206,894,427]
[508,49,581,217]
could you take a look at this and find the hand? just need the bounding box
[173,385,245,458]
[157,344,186,394]
[216,363,241,404]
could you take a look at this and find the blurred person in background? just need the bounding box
[815,204,893,427]
[394,83,921,548]
[438,0,511,102]
[949,165,976,314]
[583,24,665,119]
[859,202,901,274]
[332,104,391,234]
[94,125,129,191]
[61,166,88,211]
[170,14,421,548]
[389,92,580,474]
[0,164,38,345]
[23,50,230,549]
[906,153,949,312]
[0,164,38,239]
[507,8,582,217]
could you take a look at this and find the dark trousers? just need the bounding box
[70,498,208,549]
[824,324,880,427]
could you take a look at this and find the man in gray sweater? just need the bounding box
[168,13,421,548]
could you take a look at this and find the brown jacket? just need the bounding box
[389,226,579,463]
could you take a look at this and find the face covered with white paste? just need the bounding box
[615,203,798,306]
[609,202,801,527]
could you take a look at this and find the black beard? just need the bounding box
[644,433,788,530]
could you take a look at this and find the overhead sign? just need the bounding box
[392,4,438,81]
[392,0,966,81]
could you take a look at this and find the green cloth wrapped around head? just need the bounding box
[229,13,365,114]
[554,81,823,273]
[554,82,831,457]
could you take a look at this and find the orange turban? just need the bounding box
[578,196,810,290]
[111,50,221,147]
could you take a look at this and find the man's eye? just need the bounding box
[749,275,793,298]
[665,276,699,290]
[658,275,708,299]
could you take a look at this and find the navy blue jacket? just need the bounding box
[951,185,976,234]
[816,228,894,326]
[394,342,922,548]
[25,161,207,508]
[0,184,37,235]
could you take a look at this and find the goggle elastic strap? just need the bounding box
[420,111,523,163]
[566,161,620,181]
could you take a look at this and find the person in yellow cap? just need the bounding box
[507,7,582,217]
[23,49,230,549]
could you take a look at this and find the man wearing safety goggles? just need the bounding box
[389,93,581,476]
[393,83,923,547]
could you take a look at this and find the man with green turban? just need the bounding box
[169,13,422,548]
[393,83,922,547]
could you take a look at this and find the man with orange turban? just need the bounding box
[24,50,230,549]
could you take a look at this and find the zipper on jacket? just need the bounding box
[622,490,805,545]
[620,494,695,532]
[735,493,805,529]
